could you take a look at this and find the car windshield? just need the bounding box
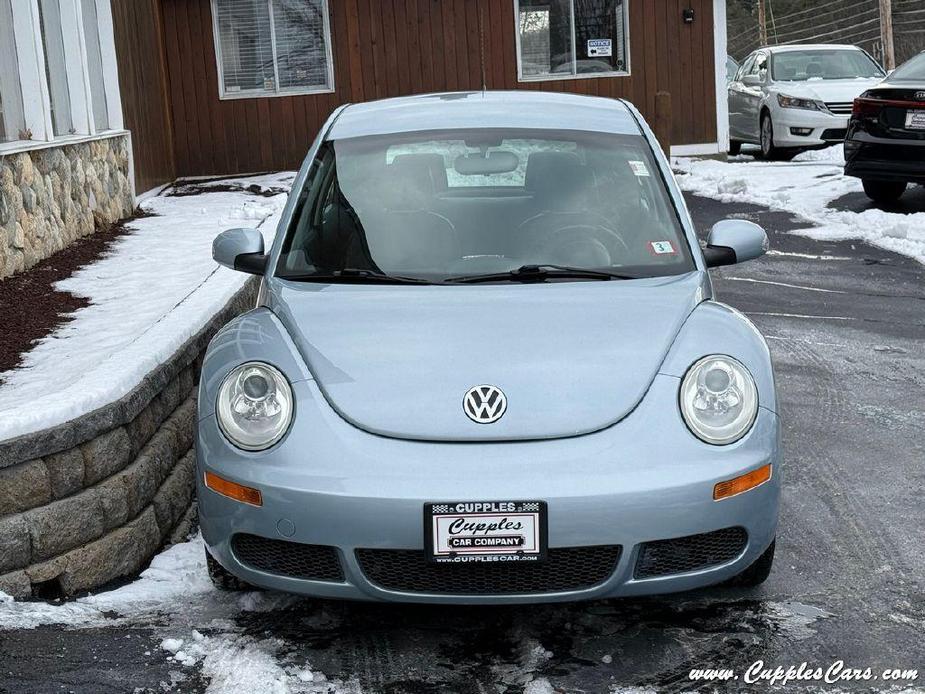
[771,49,884,81]
[276,128,694,283]
[889,52,925,81]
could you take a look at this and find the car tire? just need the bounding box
[726,540,775,587]
[758,114,796,161]
[728,139,743,156]
[862,179,907,204]
[206,548,255,591]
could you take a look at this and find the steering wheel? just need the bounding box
[540,223,631,267]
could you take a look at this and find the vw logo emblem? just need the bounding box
[463,385,507,424]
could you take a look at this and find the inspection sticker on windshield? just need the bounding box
[648,241,677,256]
[425,501,547,563]
[628,160,650,177]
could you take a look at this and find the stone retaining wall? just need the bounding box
[0,280,257,598]
[0,133,134,279]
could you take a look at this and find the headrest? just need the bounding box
[390,153,448,191]
[525,152,593,211]
[805,61,823,77]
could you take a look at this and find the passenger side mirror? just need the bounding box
[742,74,761,86]
[704,220,769,268]
[213,228,267,275]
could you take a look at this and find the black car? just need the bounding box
[845,51,925,204]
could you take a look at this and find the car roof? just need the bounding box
[328,91,642,140]
[760,44,863,54]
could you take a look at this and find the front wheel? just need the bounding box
[206,549,255,591]
[726,540,775,587]
[862,179,907,204]
[759,115,795,161]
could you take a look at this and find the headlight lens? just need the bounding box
[216,362,293,451]
[777,94,823,111]
[680,356,758,445]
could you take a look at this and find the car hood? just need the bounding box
[270,272,707,442]
[773,78,881,103]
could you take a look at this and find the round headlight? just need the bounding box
[216,362,293,451]
[679,355,758,445]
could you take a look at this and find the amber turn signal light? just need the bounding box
[713,464,772,501]
[204,471,263,507]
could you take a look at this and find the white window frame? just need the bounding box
[210,0,336,100]
[0,0,124,154]
[513,0,631,83]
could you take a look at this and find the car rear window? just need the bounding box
[889,53,925,82]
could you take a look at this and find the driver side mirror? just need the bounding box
[704,220,769,268]
[742,74,761,86]
[213,228,267,275]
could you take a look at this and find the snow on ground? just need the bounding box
[0,172,295,442]
[672,145,925,265]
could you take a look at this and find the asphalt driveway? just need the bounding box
[1,192,923,694]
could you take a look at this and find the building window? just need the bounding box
[212,0,334,99]
[515,0,629,81]
[38,0,74,136]
[0,0,26,142]
[81,0,110,131]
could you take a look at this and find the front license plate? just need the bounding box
[425,500,547,563]
[905,110,925,130]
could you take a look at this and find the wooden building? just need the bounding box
[111,0,730,194]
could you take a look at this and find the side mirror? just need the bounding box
[213,228,267,275]
[742,74,760,86]
[704,220,769,268]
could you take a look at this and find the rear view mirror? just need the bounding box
[454,151,519,176]
[213,228,267,275]
[704,220,769,267]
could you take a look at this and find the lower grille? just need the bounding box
[356,546,622,595]
[634,527,747,579]
[231,534,344,582]
[821,128,847,141]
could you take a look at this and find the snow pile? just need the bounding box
[672,149,925,265]
[0,533,291,630]
[0,173,294,442]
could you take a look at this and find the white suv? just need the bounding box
[728,44,885,160]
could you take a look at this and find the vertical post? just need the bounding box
[879,0,895,71]
[654,91,672,156]
[757,0,768,47]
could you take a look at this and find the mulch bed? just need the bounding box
[0,212,152,379]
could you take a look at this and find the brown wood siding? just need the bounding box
[111,0,177,193]
[161,0,718,177]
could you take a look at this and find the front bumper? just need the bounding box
[771,106,848,147]
[197,375,781,604]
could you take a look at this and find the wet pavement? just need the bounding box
[1,192,924,694]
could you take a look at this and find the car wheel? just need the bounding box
[862,179,907,204]
[206,548,255,591]
[759,114,797,161]
[726,540,775,587]
[728,139,743,156]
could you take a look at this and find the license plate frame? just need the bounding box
[905,110,925,130]
[424,500,548,563]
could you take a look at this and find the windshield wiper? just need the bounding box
[280,268,435,285]
[445,264,638,284]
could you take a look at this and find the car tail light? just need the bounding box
[852,97,883,119]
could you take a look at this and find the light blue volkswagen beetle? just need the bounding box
[197,91,780,603]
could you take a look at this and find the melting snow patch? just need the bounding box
[0,173,294,441]
[673,148,925,265]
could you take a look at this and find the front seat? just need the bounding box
[364,158,459,273]
[516,152,613,265]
